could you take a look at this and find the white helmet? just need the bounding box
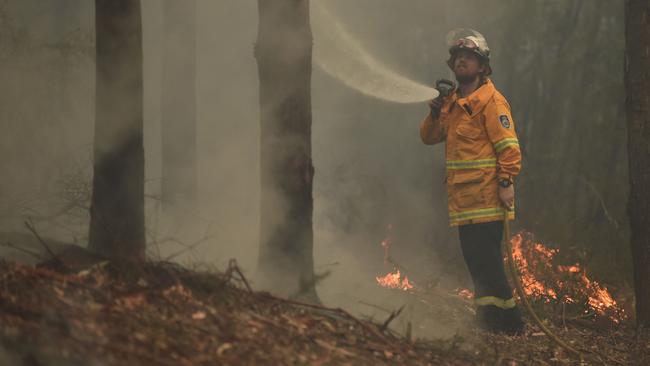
[446,29,492,76]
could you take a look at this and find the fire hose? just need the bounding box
[503,211,582,358]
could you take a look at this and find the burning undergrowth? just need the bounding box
[510,231,626,324]
[375,226,626,326]
[368,227,647,364]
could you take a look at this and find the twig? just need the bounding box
[1,241,45,260]
[579,176,619,231]
[226,259,253,293]
[358,301,392,314]
[293,270,332,299]
[380,305,405,332]
[24,220,59,262]
[25,202,78,222]
[163,234,214,261]
[385,255,410,273]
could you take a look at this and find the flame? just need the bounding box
[376,270,414,291]
[374,224,623,323]
[510,232,625,323]
[451,231,624,323]
[511,235,559,300]
[375,224,415,291]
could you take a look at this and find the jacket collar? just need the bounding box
[453,78,496,117]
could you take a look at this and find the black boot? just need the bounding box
[500,307,525,336]
[475,305,502,333]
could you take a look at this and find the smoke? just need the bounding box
[311,2,439,104]
[0,0,459,340]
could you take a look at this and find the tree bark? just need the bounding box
[625,0,650,327]
[89,0,145,262]
[255,0,317,301]
[161,0,198,214]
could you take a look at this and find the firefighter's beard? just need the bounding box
[454,72,480,85]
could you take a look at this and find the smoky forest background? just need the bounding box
[0,0,647,364]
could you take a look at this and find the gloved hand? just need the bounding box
[429,79,455,118]
[428,98,443,117]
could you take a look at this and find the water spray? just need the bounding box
[311,2,438,104]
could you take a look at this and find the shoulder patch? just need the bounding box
[499,115,511,129]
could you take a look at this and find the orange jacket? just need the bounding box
[420,79,521,226]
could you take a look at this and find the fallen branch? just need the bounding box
[380,305,405,332]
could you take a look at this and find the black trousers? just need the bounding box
[458,221,513,302]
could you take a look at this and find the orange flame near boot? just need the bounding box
[455,232,625,323]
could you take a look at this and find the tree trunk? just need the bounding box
[625,0,650,327]
[161,0,198,214]
[89,0,145,262]
[255,0,317,301]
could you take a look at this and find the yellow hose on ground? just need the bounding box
[503,211,582,358]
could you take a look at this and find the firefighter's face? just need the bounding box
[453,50,484,82]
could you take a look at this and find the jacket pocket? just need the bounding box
[452,169,485,184]
[452,170,486,208]
[456,122,482,140]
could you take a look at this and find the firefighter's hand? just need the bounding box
[428,98,442,114]
[498,185,515,209]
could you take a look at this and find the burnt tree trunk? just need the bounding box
[161,0,198,214]
[625,0,650,327]
[89,0,145,262]
[255,0,317,301]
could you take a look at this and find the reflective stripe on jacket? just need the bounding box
[420,79,521,227]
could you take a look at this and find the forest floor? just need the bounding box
[0,255,647,366]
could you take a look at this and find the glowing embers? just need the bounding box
[455,288,474,300]
[375,225,415,291]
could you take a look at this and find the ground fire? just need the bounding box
[375,269,414,291]
[510,231,625,323]
[377,228,625,323]
[375,225,415,291]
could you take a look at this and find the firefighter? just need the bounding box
[420,34,525,335]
